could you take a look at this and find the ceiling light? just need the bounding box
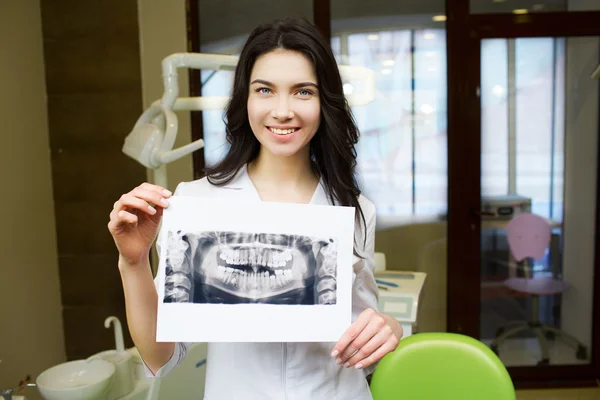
[492,85,505,96]
[420,104,434,114]
[432,15,447,22]
[367,34,379,41]
[382,60,395,66]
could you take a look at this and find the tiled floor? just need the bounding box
[516,386,600,399]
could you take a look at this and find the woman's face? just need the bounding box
[247,49,321,158]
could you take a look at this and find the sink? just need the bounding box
[36,359,115,400]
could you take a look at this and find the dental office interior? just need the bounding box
[2,0,600,399]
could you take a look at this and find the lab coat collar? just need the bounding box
[223,164,331,206]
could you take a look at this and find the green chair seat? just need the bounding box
[370,332,516,400]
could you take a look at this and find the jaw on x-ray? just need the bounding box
[163,230,338,305]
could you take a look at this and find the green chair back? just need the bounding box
[370,332,516,400]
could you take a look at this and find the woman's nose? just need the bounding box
[272,97,294,120]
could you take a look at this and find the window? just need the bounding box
[332,29,448,218]
[481,37,565,222]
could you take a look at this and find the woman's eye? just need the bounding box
[298,89,312,96]
[258,87,271,94]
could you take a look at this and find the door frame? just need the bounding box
[446,1,600,387]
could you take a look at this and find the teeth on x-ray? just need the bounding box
[163,231,338,306]
[219,247,292,267]
[216,267,293,290]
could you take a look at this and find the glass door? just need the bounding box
[445,0,600,383]
[478,36,599,368]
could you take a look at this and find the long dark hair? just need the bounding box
[205,17,367,250]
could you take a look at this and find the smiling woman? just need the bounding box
[247,50,321,156]
[108,17,403,400]
[204,18,366,230]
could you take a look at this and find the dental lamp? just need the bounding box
[122,52,376,188]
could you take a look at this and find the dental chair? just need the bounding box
[369,333,515,400]
[488,213,587,365]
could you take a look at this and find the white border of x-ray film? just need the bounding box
[156,196,355,343]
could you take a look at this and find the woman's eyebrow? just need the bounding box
[250,79,318,89]
[292,82,318,89]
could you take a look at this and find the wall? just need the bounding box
[39,0,147,360]
[0,2,65,399]
[137,0,193,193]
[0,2,200,395]
[198,0,314,46]
[561,36,599,350]
[376,222,448,333]
[136,0,194,274]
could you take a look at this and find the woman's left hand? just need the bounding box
[331,308,403,369]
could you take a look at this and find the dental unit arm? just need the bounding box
[122,53,237,188]
[122,52,376,188]
[592,63,600,80]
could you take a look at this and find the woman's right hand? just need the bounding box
[108,183,173,267]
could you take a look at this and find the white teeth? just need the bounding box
[269,127,297,135]
[215,269,293,289]
[219,248,292,268]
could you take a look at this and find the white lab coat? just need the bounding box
[144,165,380,400]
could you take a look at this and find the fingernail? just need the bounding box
[335,358,342,365]
[331,350,339,358]
[160,198,169,206]
[162,189,172,196]
[344,362,350,368]
[355,363,363,369]
[148,205,156,214]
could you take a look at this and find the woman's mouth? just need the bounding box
[268,127,299,135]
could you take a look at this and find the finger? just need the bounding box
[130,187,171,209]
[351,335,398,370]
[118,193,159,215]
[117,210,139,225]
[345,325,392,368]
[331,308,376,359]
[108,209,139,232]
[337,316,385,364]
[139,182,173,197]
[108,208,119,223]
